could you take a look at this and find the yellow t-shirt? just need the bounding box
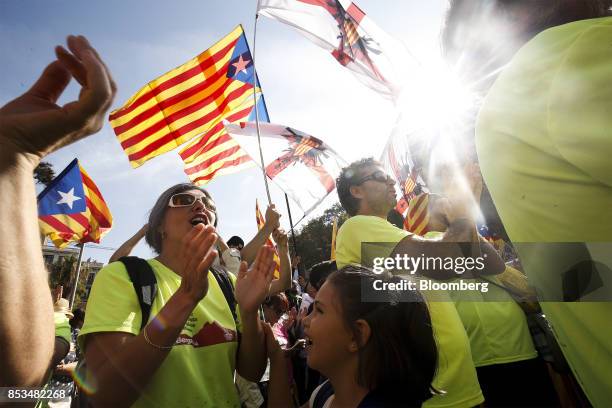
[79,259,241,407]
[336,215,484,408]
[54,312,71,345]
[476,17,612,407]
[422,232,537,367]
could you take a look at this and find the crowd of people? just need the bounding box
[0,1,610,407]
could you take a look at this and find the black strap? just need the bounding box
[119,256,158,331]
[210,265,238,327]
[120,257,239,333]
[312,380,334,408]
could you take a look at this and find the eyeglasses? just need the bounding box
[355,170,393,185]
[168,192,215,210]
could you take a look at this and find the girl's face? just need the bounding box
[263,305,280,325]
[303,281,355,375]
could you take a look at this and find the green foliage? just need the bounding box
[34,161,56,186]
[72,264,91,308]
[291,202,348,272]
[48,256,90,307]
[48,256,76,288]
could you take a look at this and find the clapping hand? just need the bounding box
[0,35,116,168]
[235,246,275,314]
[177,224,218,303]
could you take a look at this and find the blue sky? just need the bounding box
[0,0,448,262]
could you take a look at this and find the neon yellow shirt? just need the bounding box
[54,312,71,345]
[336,215,484,408]
[477,17,612,407]
[79,259,241,407]
[422,232,537,367]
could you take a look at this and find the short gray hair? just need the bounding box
[145,183,216,254]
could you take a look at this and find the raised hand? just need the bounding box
[0,35,116,168]
[176,224,218,303]
[262,322,283,360]
[283,307,297,330]
[272,228,288,253]
[264,204,281,232]
[235,246,275,314]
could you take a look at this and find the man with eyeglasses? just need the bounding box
[334,157,504,408]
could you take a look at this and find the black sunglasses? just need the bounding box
[355,170,393,185]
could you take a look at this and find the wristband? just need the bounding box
[143,325,174,350]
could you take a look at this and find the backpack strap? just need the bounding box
[210,265,238,325]
[120,257,238,338]
[119,256,158,332]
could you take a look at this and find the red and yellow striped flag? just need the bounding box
[179,91,268,185]
[256,200,281,279]
[109,25,259,168]
[405,192,429,236]
[37,159,112,248]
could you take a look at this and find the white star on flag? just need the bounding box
[56,188,82,210]
[232,55,250,75]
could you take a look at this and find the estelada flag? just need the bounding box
[38,159,112,248]
[255,199,281,279]
[109,25,261,168]
[181,91,270,185]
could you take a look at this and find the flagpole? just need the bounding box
[251,12,272,205]
[284,193,300,258]
[69,243,85,309]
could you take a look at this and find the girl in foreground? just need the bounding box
[265,265,439,408]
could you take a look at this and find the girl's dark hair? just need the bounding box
[263,292,289,315]
[70,309,85,329]
[327,266,438,406]
[145,183,216,254]
[307,260,337,291]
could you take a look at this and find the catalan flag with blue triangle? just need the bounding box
[179,26,271,185]
[37,159,113,248]
[109,24,267,177]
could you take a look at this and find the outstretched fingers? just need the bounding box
[254,246,275,284]
[237,261,248,280]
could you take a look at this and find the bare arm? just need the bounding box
[85,224,218,406]
[242,204,281,265]
[0,35,115,386]
[391,227,504,280]
[51,338,70,368]
[84,290,201,406]
[235,247,275,381]
[269,228,292,295]
[263,323,293,408]
[108,224,148,263]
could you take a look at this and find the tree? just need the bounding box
[48,256,76,291]
[291,202,348,272]
[34,161,55,186]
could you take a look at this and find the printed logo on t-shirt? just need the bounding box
[176,321,237,347]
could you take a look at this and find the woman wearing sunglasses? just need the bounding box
[79,183,275,407]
